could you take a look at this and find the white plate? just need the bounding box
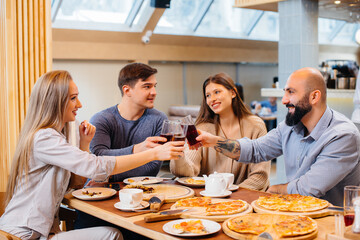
[176,177,205,187]
[228,184,239,191]
[200,190,232,198]
[123,176,163,185]
[72,187,117,201]
[163,218,221,237]
[114,201,149,211]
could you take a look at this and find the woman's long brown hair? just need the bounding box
[195,72,252,134]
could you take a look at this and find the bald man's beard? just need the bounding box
[285,94,312,126]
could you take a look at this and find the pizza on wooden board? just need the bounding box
[206,200,247,216]
[227,214,317,238]
[173,197,248,216]
[173,197,212,208]
[256,194,329,212]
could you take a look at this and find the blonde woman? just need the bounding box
[170,73,270,191]
[0,70,184,240]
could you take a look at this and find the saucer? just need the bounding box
[228,184,239,191]
[114,201,149,211]
[200,190,232,198]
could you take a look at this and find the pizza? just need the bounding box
[227,214,269,235]
[226,214,317,238]
[173,197,248,216]
[173,220,207,234]
[206,200,247,216]
[273,215,317,237]
[173,197,211,208]
[256,194,329,212]
[123,184,155,193]
[184,178,205,185]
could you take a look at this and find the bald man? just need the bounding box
[197,67,360,206]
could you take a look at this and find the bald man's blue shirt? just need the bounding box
[238,107,360,206]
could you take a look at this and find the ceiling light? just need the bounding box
[356,29,360,45]
[334,0,341,4]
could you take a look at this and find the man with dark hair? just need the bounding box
[75,63,168,237]
[197,67,360,206]
[89,62,167,182]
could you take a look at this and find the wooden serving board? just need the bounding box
[251,200,334,218]
[222,213,318,240]
[170,199,253,222]
[142,184,194,203]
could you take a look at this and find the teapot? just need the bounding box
[203,172,227,195]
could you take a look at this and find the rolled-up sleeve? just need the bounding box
[238,126,283,163]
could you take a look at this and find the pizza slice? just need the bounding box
[173,197,211,208]
[227,215,269,235]
[173,220,207,234]
[206,200,247,216]
[273,215,317,237]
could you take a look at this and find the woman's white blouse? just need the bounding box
[0,128,116,237]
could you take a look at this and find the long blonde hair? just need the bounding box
[5,70,73,206]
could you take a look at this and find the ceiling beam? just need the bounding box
[245,11,264,36]
[51,0,63,22]
[125,0,144,27]
[191,0,214,32]
[141,7,165,34]
[328,21,346,42]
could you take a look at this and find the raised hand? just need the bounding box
[133,136,168,153]
[79,120,96,152]
[195,130,220,148]
[153,141,185,160]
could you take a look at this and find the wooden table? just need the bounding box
[63,180,336,240]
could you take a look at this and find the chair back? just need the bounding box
[0,193,21,240]
[0,230,21,240]
[0,192,5,216]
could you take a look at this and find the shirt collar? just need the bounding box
[309,106,332,141]
[291,106,332,141]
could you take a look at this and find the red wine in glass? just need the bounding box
[173,133,186,142]
[184,124,201,146]
[344,214,355,226]
[159,134,174,144]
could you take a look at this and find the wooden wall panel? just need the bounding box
[0,0,52,192]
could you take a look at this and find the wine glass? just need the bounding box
[344,185,360,226]
[159,120,174,144]
[180,115,202,150]
[172,121,187,142]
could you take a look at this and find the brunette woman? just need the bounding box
[170,72,270,191]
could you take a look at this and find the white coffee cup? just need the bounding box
[119,189,143,208]
[218,173,234,190]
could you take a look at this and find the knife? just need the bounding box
[144,209,189,223]
[258,232,273,240]
[327,206,344,212]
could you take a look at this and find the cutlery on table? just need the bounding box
[258,232,273,240]
[144,209,189,222]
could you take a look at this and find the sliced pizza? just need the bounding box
[256,194,329,212]
[226,214,317,238]
[173,197,211,208]
[173,220,207,234]
[273,215,317,237]
[184,178,205,185]
[206,200,248,216]
[227,215,269,235]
